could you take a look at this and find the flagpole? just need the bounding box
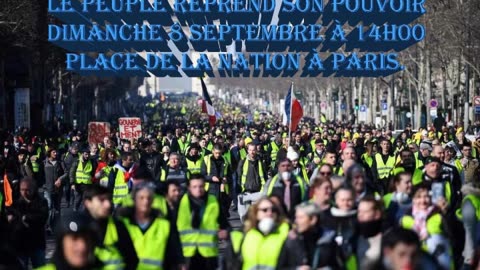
[288,82,293,147]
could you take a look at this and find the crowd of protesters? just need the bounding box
[0,102,480,270]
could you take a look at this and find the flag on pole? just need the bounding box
[200,78,216,127]
[282,83,303,132]
[3,173,13,206]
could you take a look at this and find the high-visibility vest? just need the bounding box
[375,154,396,180]
[75,160,93,184]
[123,217,170,270]
[177,194,219,258]
[203,155,229,193]
[237,228,287,270]
[120,195,168,217]
[293,166,309,186]
[100,166,128,205]
[239,148,247,160]
[240,159,265,192]
[456,194,480,221]
[265,175,306,200]
[32,147,42,173]
[361,153,373,168]
[414,152,424,168]
[401,212,443,236]
[223,151,232,168]
[34,264,56,270]
[400,211,454,269]
[270,142,281,161]
[95,217,125,270]
[186,158,202,175]
[178,140,187,154]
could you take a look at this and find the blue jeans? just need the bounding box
[19,249,46,269]
[44,190,61,230]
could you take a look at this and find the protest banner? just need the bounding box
[88,122,111,144]
[119,117,142,139]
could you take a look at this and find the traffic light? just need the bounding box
[354,98,359,110]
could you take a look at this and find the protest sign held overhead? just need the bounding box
[88,122,111,144]
[119,117,142,139]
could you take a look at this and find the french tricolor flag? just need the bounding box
[200,78,216,127]
[283,82,303,132]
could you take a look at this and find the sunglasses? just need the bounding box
[319,171,332,176]
[258,207,277,213]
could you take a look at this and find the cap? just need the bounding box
[244,137,253,145]
[56,213,91,237]
[80,145,90,153]
[425,156,442,165]
[315,139,324,145]
[419,142,432,151]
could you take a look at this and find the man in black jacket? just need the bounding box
[7,177,48,269]
[83,184,139,270]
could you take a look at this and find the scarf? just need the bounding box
[412,205,434,240]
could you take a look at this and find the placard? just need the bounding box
[88,122,111,144]
[119,117,142,139]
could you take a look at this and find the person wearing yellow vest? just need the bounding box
[201,144,231,218]
[119,183,185,270]
[95,149,128,207]
[400,183,453,270]
[430,145,462,205]
[69,146,97,212]
[236,143,267,221]
[184,143,203,179]
[176,174,229,269]
[268,134,283,170]
[83,185,138,270]
[178,134,188,155]
[26,142,42,179]
[287,150,309,186]
[226,197,288,270]
[263,159,308,218]
[457,180,480,268]
[309,138,326,167]
[35,213,108,270]
[361,141,375,169]
[372,138,396,194]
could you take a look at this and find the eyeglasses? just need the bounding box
[319,171,332,176]
[258,207,277,213]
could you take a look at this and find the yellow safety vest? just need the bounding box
[203,155,229,194]
[31,147,42,173]
[75,160,93,184]
[177,194,219,258]
[400,212,444,236]
[293,166,309,186]
[186,158,202,175]
[456,194,480,221]
[375,154,396,180]
[122,217,170,270]
[361,153,373,168]
[270,142,281,161]
[239,228,287,270]
[96,217,125,270]
[266,175,306,200]
[240,159,265,192]
[100,166,128,205]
